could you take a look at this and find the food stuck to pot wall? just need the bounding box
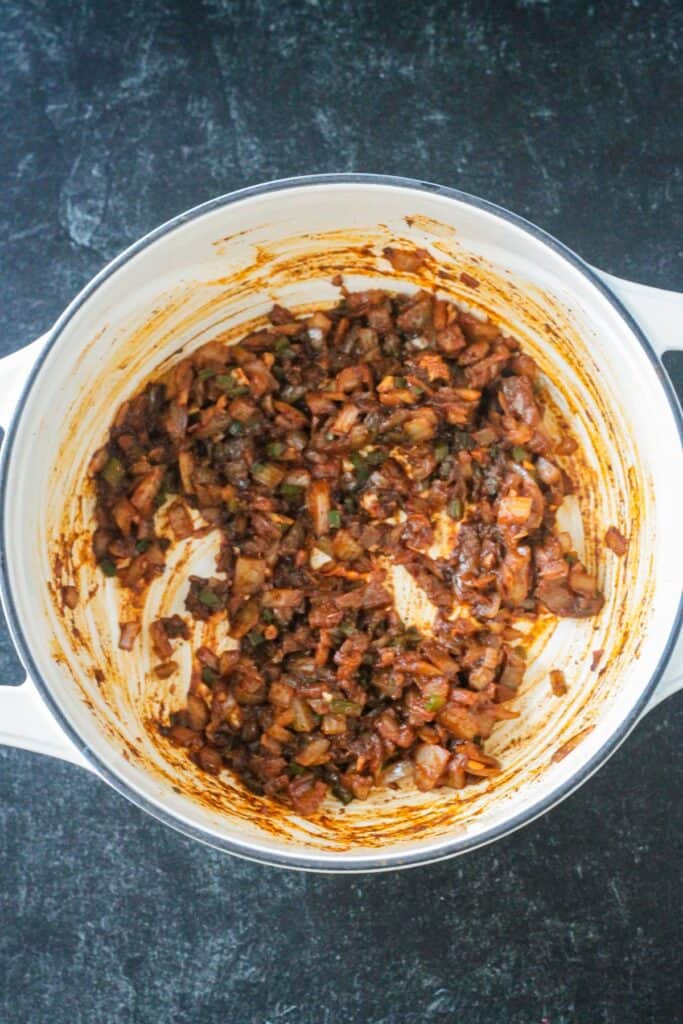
[87,272,611,817]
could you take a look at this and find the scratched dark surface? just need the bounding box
[1,2,682,1022]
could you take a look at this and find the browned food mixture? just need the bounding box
[605,526,628,556]
[590,649,604,672]
[90,280,605,816]
[549,669,568,697]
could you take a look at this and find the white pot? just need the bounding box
[1,175,681,872]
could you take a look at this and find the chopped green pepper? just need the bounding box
[154,477,170,510]
[274,338,290,352]
[280,483,303,502]
[246,630,265,648]
[288,762,308,777]
[201,666,219,686]
[447,498,463,520]
[100,558,117,577]
[225,496,244,515]
[135,538,151,554]
[329,699,362,715]
[198,368,216,380]
[452,431,475,451]
[511,445,529,463]
[266,441,286,459]
[350,452,370,483]
[215,373,249,397]
[100,456,125,489]
[425,694,446,713]
[399,626,422,649]
[328,509,342,529]
[198,587,222,609]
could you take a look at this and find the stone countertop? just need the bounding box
[1,2,681,1022]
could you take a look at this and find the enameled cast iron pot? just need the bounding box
[1,174,681,872]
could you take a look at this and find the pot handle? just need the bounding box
[598,271,683,712]
[0,332,92,768]
[0,333,50,432]
[598,271,683,360]
[0,676,92,768]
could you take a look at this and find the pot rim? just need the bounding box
[1,172,681,872]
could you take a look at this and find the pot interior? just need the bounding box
[4,181,681,866]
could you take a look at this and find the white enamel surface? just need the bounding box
[0,334,49,432]
[596,271,683,710]
[0,679,90,768]
[1,180,682,868]
[600,272,683,358]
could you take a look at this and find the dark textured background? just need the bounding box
[1,2,682,1022]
